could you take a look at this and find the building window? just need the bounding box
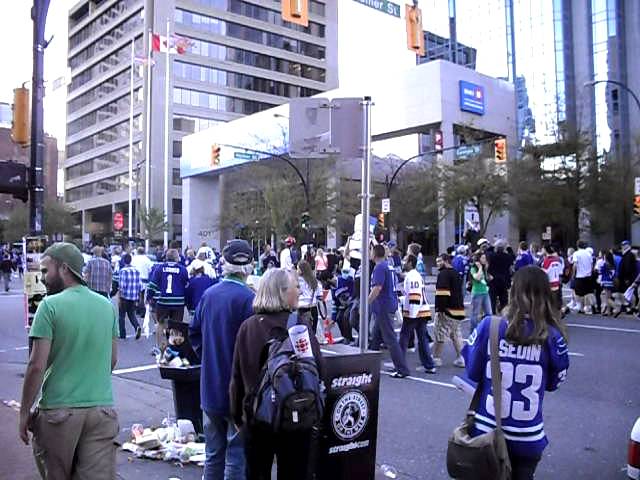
[172,168,182,185]
[173,140,182,158]
[172,198,182,214]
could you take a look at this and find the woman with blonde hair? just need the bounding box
[297,260,323,335]
[230,268,323,479]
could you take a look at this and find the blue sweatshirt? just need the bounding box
[331,275,354,320]
[189,278,255,415]
[514,251,534,271]
[185,274,217,313]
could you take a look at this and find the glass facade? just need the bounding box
[184,36,326,82]
[189,0,326,17]
[173,115,222,133]
[69,13,144,69]
[174,61,320,98]
[69,0,142,49]
[419,31,477,70]
[66,142,142,180]
[173,87,277,114]
[67,88,141,136]
[66,171,138,203]
[175,9,326,60]
[67,116,141,158]
[591,0,622,155]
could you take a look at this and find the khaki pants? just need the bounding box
[32,406,119,480]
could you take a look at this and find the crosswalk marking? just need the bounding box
[567,323,640,334]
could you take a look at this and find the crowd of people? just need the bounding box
[26,231,640,479]
[0,245,24,292]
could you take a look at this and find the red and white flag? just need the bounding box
[151,33,192,54]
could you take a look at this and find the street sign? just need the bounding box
[381,198,390,213]
[455,144,481,160]
[635,177,640,195]
[113,212,124,231]
[233,151,258,161]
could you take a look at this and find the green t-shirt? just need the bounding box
[29,285,119,409]
[470,265,489,295]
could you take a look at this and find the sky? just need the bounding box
[0,0,509,152]
[0,1,75,145]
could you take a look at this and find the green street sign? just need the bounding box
[455,145,481,160]
[233,152,258,161]
[353,0,401,18]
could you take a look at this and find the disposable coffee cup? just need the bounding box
[288,324,313,358]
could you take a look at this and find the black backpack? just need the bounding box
[249,315,325,433]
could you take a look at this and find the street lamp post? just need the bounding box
[584,79,640,242]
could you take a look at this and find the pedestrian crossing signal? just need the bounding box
[210,144,221,167]
[634,195,640,217]
[377,212,385,229]
[494,138,507,163]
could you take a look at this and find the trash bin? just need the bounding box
[317,343,381,480]
[158,320,203,435]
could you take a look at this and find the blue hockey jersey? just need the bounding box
[462,316,569,458]
[148,261,189,308]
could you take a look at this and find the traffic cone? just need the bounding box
[628,417,640,479]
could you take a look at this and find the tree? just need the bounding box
[139,207,169,241]
[438,158,510,237]
[1,202,79,242]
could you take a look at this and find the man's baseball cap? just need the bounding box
[621,240,631,248]
[223,239,253,266]
[477,238,489,247]
[42,242,86,284]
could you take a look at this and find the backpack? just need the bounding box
[249,316,325,433]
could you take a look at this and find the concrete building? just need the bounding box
[64,0,332,244]
[0,128,59,221]
[180,58,516,254]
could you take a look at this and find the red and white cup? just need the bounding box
[288,325,313,358]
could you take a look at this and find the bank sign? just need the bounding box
[459,80,485,115]
[353,0,401,18]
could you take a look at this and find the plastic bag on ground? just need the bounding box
[142,304,151,338]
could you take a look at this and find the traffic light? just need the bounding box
[634,195,640,217]
[281,0,308,27]
[434,130,443,151]
[210,144,221,167]
[377,212,385,229]
[494,138,507,163]
[0,161,29,202]
[405,2,425,56]
[301,211,310,229]
[11,87,30,146]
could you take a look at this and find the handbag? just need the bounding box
[446,316,512,480]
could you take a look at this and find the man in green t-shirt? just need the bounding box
[19,242,120,480]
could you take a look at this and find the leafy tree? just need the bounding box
[1,202,79,243]
[438,158,510,237]
[139,207,169,241]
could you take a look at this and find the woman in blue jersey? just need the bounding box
[462,266,569,480]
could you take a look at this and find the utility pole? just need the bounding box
[30,0,50,236]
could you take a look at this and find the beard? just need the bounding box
[44,275,65,295]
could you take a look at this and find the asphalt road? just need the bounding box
[0,275,638,479]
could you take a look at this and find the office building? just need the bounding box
[419,30,477,70]
[65,0,332,244]
[0,128,59,221]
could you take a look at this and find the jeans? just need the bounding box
[399,317,435,369]
[203,411,245,480]
[489,277,509,314]
[1,271,10,291]
[470,293,492,332]
[371,310,410,376]
[118,298,140,338]
[510,454,541,480]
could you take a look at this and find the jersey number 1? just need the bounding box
[166,274,173,294]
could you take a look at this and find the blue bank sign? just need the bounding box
[459,80,485,115]
[353,0,401,18]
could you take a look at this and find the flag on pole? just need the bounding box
[151,33,192,54]
[134,55,155,66]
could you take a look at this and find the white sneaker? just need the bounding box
[453,356,465,368]
[408,347,416,353]
[433,357,443,367]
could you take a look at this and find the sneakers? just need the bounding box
[135,326,142,340]
[390,371,408,379]
[433,357,443,367]
[453,356,466,368]
[416,366,437,374]
[408,347,416,353]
